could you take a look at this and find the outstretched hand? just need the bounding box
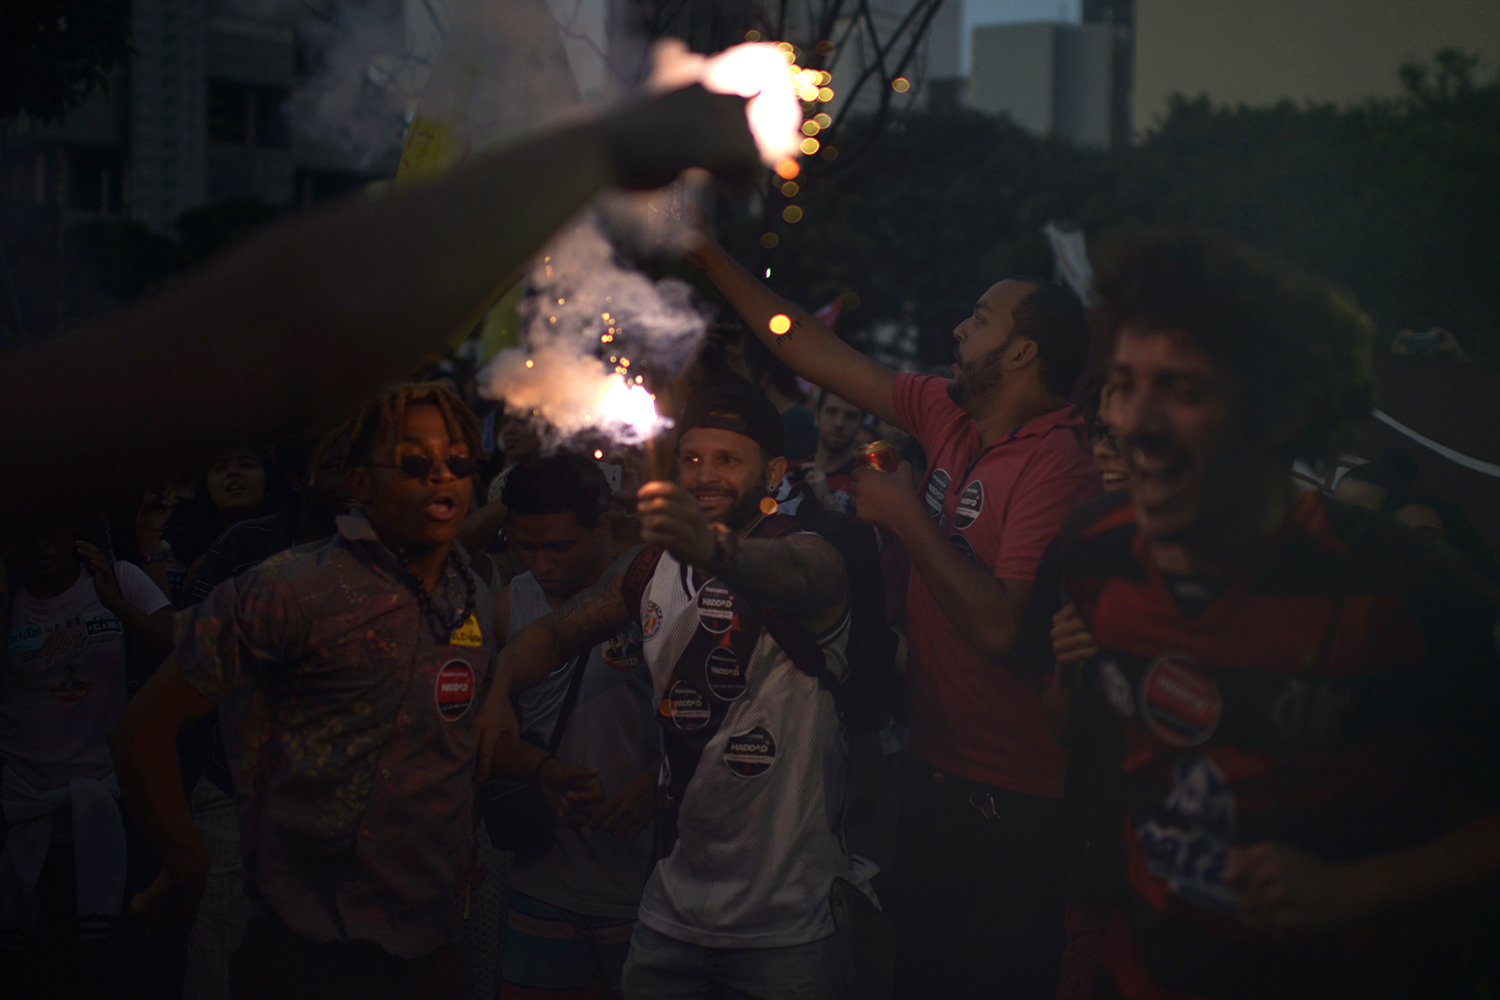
[850,461,921,532]
[605,85,759,192]
[1225,842,1368,933]
[1051,604,1097,668]
[637,482,717,568]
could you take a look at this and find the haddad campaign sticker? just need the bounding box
[697,580,736,634]
[1139,653,1221,746]
[705,646,746,701]
[641,600,663,640]
[724,726,776,777]
[953,480,984,530]
[661,680,710,730]
[924,469,951,518]
[435,660,476,721]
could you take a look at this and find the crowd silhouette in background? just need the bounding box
[3,92,1500,1000]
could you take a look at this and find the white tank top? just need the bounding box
[635,547,850,948]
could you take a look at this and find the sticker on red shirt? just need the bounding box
[705,646,746,701]
[602,625,645,672]
[723,726,776,777]
[953,480,984,530]
[923,468,951,518]
[641,600,663,639]
[948,534,977,563]
[697,580,736,634]
[661,679,710,730]
[1138,653,1221,746]
[435,660,476,721]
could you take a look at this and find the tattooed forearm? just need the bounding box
[719,534,846,614]
[497,549,636,692]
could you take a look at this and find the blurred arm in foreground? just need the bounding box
[0,85,757,518]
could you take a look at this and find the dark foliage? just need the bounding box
[1,0,129,125]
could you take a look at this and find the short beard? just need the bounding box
[946,338,1011,411]
[721,481,771,530]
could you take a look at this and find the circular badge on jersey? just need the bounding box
[705,646,747,701]
[49,667,91,703]
[602,625,645,672]
[1138,653,1221,746]
[952,480,984,530]
[923,468,951,518]
[723,726,776,777]
[641,600,663,640]
[435,660,476,721]
[697,580,736,635]
[662,680,710,730]
[948,534,977,563]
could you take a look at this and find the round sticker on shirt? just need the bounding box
[49,667,92,703]
[435,660,476,721]
[661,680,710,730]
[723,726,776,777]
[952,480,984,530]
[948,534,977,564]
[1138,653,1221,746]
[705,646,747,701]
[923,468,951,518]
[603,625,645,672]
[697,580,736,635]
[641,600,663,640]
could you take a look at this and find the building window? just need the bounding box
[209,81,290,149]
[209,80,250,146]
[254,87,291,149]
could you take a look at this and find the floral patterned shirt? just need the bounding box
[178,512,495,958]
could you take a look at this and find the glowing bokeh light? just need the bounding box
[799,136,820,155]
[760,232,780,248]
[781,180,799,196]
[775,159,800,180]
[782,205,803,223]
[769,314,792,334]
[892,77,911,93]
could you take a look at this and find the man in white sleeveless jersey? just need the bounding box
[477,382,854,999]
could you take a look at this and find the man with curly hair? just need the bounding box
[110,383,509,999]
[1048,230,1500,999]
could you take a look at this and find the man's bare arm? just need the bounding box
[718,534,848,634]
[474,550,638,782]
[2,85,756,519]
[690,238,900,426]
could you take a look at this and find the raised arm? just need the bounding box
[636,482,848,633]
[2,85,757,519]
[475,551,637,783]
[689,233,900,427]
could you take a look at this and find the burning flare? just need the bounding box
[649,39,808,166]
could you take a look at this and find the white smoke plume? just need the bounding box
[481,209,708,447]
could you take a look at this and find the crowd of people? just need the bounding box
[4,204,1500,1000]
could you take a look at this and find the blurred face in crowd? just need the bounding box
[1104,324,1236,543]
[206,451,267,514]
[8,521,79,590]
[948,279,1035,410]
[1092,384,1129,491]
[1332,474,1388,512]
[308,432,358,520]
[352,403,474,552]
[509,511,609,604]
[678,427,787,530]
[816,393,864,457]
[500,412,540,460]
[1396,501,1446,542]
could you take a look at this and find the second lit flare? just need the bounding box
[650,39,805,166]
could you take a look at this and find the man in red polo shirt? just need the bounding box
[690,230,1098,999]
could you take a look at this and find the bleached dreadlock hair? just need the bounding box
[318,382,486,472]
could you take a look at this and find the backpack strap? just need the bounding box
[622,543,666,624]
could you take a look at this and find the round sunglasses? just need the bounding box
[364,453,480,480]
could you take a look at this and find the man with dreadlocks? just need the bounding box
[111,383,510,999]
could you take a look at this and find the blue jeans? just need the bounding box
[621,892,852,1000]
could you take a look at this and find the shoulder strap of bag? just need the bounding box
[545,651,591,755]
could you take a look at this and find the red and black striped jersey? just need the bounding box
[1058,489,1500,999]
